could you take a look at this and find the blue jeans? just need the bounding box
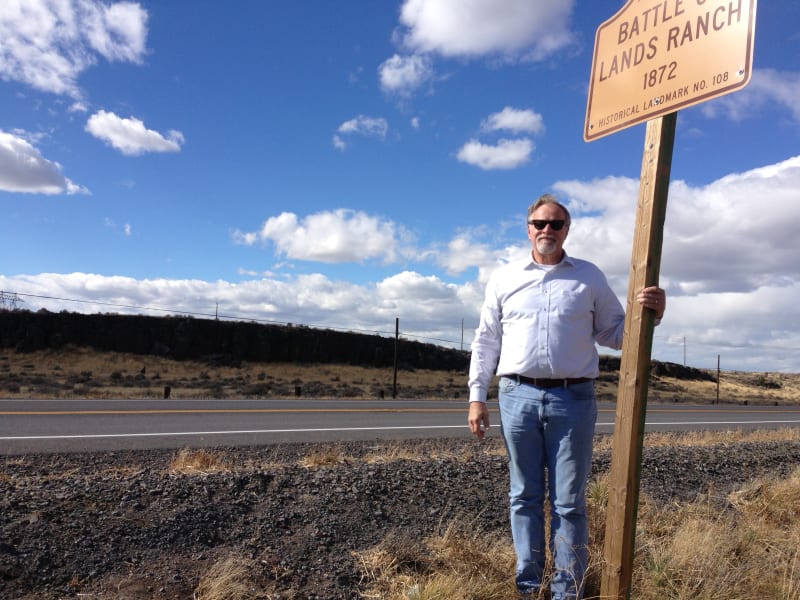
[498,377,597,599]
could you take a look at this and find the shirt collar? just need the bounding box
[525,250,575,270]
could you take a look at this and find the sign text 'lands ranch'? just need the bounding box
[585,0,756,141]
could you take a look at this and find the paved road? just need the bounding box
[1,397,799,455]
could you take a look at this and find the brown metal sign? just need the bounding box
[585,0,757,141]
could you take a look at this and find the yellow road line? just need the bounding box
[0,407,467,416]
[2,407,796,416]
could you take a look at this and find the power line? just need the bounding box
[655,333,800,353]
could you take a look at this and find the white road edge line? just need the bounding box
[3,425,467,440]
[3,419,800,440]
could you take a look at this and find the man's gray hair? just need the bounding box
[527,193,571,228]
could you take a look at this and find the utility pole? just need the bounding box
[392,317,399,398]
[0,291,24,310]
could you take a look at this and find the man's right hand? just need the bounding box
[468,401,490,439]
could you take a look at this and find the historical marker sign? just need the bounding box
[585,0,757,141]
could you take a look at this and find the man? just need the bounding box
[467,194,665,599]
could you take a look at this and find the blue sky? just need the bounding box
[1,0,799,373]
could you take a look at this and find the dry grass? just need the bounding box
[353,429,800,599]
[0,346,465,400]
[629,467,800,599]
[363,438,504,463]
[294,438,507,469]
[3,346,800,404]
[641,427,800,447]
[594,426,800,453]
[356,521,518,600]
[193,553,261,600]
[169,448,230,475]
[11,429,788,481]
[298,444,352,468]
[357,462,800,600]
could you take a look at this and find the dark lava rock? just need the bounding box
[1,438,799,599]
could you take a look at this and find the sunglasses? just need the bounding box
[528,219,566,231]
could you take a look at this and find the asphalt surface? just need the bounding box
[2,397,800,454]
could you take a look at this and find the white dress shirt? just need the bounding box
[468,253,625,403]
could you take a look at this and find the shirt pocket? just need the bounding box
[553,289,592,317]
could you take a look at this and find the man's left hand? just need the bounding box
[637,286,666,319]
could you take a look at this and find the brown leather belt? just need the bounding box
[508,375,593,388]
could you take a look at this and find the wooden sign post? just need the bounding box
[584,2,758,597]
[601,112,675,598]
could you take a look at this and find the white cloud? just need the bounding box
[83,1,148,62]
[481,107,544,135]
[652,284,800,372]
[456,108,543,171]
[4,155,800,372]
[0,129,88,195]
[0,271,475,346]
[233,209,412,264]
[398,0,575,60]
[436,233,500,276]
[0,0,148,98]
[379,53,434,96]
[549,175,642,290]
[701,69,800,124]
[333,115,389,151]
[85,110,184,156]
[456,138,533,170]
[337,115,389,138]
[546,156,800,369]
[375,271,471,329]
[556,156,800,295]
[380,2,576,100]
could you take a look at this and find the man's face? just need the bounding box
[527,203,569,263]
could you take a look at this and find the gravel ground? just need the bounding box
[2,437,800,599]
